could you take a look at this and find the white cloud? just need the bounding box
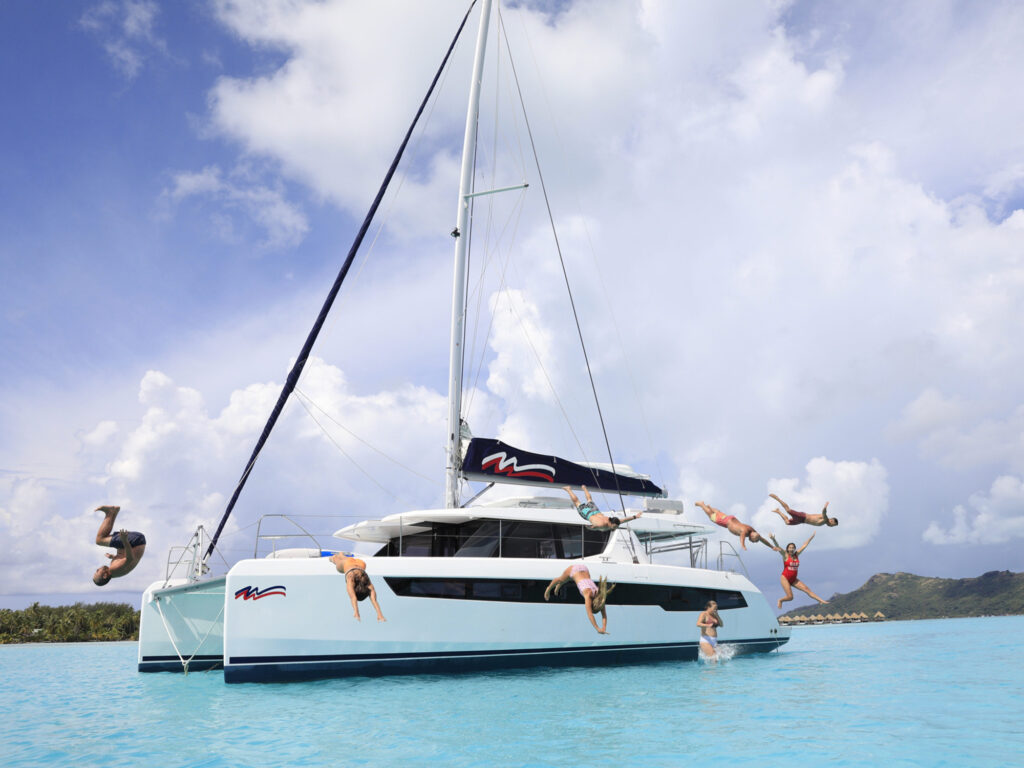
[890,392,1024,473]
[163,165,309,249]
[751,457,889,549]
[924,475,1024,545]
[80,0,165,79]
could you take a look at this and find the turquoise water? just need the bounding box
[2,615,1021,767]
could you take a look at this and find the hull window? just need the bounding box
[384,576,747,610]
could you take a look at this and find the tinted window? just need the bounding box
[384,576,747,610]
[454,521,501,557]
[375,519,610,559]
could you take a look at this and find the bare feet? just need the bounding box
[96,505,120,515]
[777,598,784,609]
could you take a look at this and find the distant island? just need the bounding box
[0,602,138,643]
[782,570,1024,622]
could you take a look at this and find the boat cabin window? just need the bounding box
[374,519,609,559]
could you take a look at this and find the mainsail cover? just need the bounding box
[461,437,664,497]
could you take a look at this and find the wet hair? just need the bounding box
[93,569,111,587]
[607,517,622,527]
[591,576,616,612]
[705,600,717,609]
[350,570,371,601]
[827,517,839,526]
[786,542,797,551]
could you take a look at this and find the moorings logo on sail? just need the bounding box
[480,451,556,482]
[234,585,287,601]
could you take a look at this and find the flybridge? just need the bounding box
[460,437,665,498]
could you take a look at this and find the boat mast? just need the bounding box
[446,0,494,509]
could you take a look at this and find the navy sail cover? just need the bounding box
[461,438,664,497]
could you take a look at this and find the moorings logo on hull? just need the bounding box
[234,585,287,600]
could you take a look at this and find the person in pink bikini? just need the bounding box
[544,564,615,634]
[695,501,773,551]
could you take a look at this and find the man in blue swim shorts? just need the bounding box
[562,485,643,530]
[93,505,146,586]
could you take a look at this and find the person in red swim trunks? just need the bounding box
[769,493,838,527]
[769,533,828,610]
[695,501,773,551]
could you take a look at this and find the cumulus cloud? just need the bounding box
[750,457,889,549]
[80,0,165,79]
[924,475,1024,545]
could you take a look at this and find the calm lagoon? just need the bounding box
[2,615,1021,767]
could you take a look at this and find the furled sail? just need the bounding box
[461,437,664,497]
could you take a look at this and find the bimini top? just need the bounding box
[460,437,665,497]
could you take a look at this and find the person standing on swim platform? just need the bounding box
[93,505,146,586]
[330,553,386,622]
[563,485,642,531]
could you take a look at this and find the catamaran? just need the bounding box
[137,0,788,683]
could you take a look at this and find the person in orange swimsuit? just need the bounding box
[769,494,838,527]
[544,564,615,634]
[769,533,828,610]
[330,553,386,622]
[92,505,146,586]
[694,501,773,551]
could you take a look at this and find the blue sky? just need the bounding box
[2,0,1023,610]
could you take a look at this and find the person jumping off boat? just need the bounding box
[330,553,386,622]
[544,564,615,634]
[769,533,829,610]
[563,485,642,531]
[92,505,146,586]
[697,600,723,658]
[694,501,772,551]
[769,493,838,527]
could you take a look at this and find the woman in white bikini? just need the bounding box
[544,564,615,634]
[697,600,722,658]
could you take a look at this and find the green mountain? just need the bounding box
[782,570,1024,621]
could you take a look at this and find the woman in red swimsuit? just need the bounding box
[769,533,828,610]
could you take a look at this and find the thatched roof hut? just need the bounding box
[873,611,886,620]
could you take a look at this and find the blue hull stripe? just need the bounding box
[216,637,787,683]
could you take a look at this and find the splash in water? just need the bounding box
[699,643,738,663]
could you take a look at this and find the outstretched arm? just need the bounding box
[346,576,361,620]
[821,502,832,524]
[621,512,644,524]
[368,584,385,622]
[769,533,784,555]
[797,532,815,555]
[584,597,607,634]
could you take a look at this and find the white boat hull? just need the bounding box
[140,554,788,682]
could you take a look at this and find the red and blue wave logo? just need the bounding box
[480,451,556,482]
[234,585,287,600]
